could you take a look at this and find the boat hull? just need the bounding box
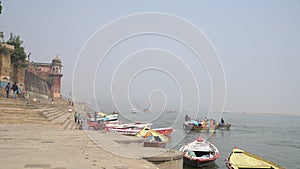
[107,127,172,136]
[179,137,219,168]
[153,127,173,136]
[183,123,216,131]
[216,123,231,129]
[183,158,215,168]
[226,148,284,169]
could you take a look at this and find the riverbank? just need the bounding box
[0,97,184,169]
[0,97,158,169]
[0,123,157,169]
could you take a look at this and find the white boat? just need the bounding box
[105,122,152,132]
[107,126,172,136]
[131,108,137,114]
[179,137,219,168]
[89,114,119,122]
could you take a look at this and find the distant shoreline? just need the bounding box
[225,111,299,116]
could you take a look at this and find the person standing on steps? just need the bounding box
[74,112,79,123]
[5,82,11,98]
[77,113,81,124]
[11,82,18,99]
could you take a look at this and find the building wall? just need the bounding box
[0,44,14,88]
[26,58,63,100]
[51,74,62,99]
[24,71,50,99]
[27,64,51,80]
[1,45,63,100]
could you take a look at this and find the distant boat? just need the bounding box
[226,147,284,169]
[164,110,175,113]
[216,122,231,129]
[179,137,219,168]
[131,108,137,114]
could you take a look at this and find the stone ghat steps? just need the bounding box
[0,114,50,124]
[0,98,27,106]
[0,98,76,130]
[0,112,45,119]
[38,108,64,119]
[61,112,76,130]
[38,107,76,130]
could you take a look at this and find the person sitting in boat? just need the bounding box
[201,120,206,127]
[188,150,196,157]
[185,114,190,121]
[221,117,224,124]
[192,120,199,126]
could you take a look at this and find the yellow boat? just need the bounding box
[136,127,169,148]
[226,148,284,169]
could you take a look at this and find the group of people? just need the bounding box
[4,82,19,99]
[185,114,225,126]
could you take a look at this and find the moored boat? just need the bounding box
[179,137,219,168]
[153,127,173,136]
[87,112,119,129]
[105,122,152,131]
[87,120,119,130]
[88,112,119,122]
[106,125,172,136]
[226,148,284,169]
[137,127,169,148]
[216,122,231,129]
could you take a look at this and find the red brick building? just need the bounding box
[26,56,63,100]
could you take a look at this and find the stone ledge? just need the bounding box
[143,150,183,162]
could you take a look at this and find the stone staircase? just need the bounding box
[0,97,76,130]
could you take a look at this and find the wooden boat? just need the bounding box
[179,137,219,168]
[105,122,151,134]
[87,120,120,130]
[153,127,173,136]
[137,127,169,148]
[216,122,231,129]
[183,119,216,131]
[106,125,172,136]
[88,112,119,122]
[226,148,284,169]
[105,122,152,131]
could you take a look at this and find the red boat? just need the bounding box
[88,120,119,130]
[153,127,173,136]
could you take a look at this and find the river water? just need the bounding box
[120,111,300,168]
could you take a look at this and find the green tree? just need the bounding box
[7,33,26,63]
[0,31,4,42]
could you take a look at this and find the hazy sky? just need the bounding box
[0,1,299,114]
